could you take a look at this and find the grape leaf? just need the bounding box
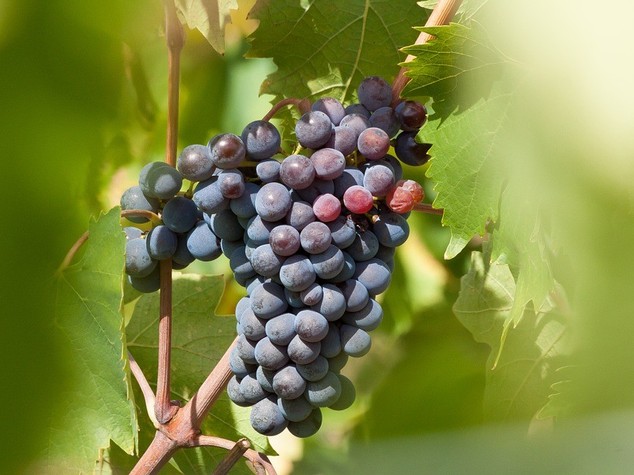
[422,78,513,259]
[453,251,569,422]
[402,22,506,121]
[126,274,272,474]
[247,0,424,105]
[175,0,237,54]
[47,208,137,472]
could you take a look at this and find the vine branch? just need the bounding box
[262,97,311,122]
[391,0,463,104]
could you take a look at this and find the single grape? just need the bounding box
[177,144,215,182]
[295,110,333,149]
[254,337,289,370]
[250,244,284,277]
[229,348,255,378]
[310,284,346,321]
[193,177,229,215]
[250,396,288,436]
[386,184,415,213]
[300,283,323,306]
[394,100,428,131]
[327,216,356,249]
[241,120,281,160]
[217,169,245,199]
[229,246,257,284]
[139,161,183,200]
[294,310,329,342]
[162,196,199,233]
[186,221,221,261]
[146,225,177,260]
[247,215,279,245]
[127,265,160,293]
[285,200,315,231]
[305,372,342,407]
[120,186,160,223]
[353,258,391,296]
[279,255,316,292]
[208,209,243,242]
[357,127,390,160]
[363,162,395,197]
[287,335,321,365]
[300,221,332,254]
[208,133,246,169]
[323,126,357,156]
[310,148,345,180]
[296,355,329,382]
[341,298,383,331]
[279,154,315,190]
[287,408,323,438]
[265,312,297,345]
[340,325,372,357]
[312,97,346,125]
[343,185,374,214]
[256,366,276,393]
[123,226,143,240]
[246,275,269,295]
[227,375,249,407]
[310,245,345,280]
[256,159,281,183]
[172,233,195,268]
[125,238,156,277]
[357,76,392,112]
[240,373,268,404]
[346,230,379,261]
[313,193,341,223]
[239,308,267,341]
[320,324,342,358]
[394,131,432,166]
[269,224,301,256]
[369,106,400,137]
[272,365,306,400]
[250,281,288,319]
[339,279,369,312]
[278,395,313,422]
[236,334,257,364]
[255,182,292,222]
[372,211,410,247]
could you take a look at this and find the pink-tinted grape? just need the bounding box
[357,127,390,160]
[343,185,373,214]
[313,193,341,222]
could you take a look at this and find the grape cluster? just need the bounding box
[120,76,430,437]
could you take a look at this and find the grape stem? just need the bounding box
[262,97,311,122]
[56,230,89,273]
[128,351,159,428]
[412,202,444,215]
[391,0,463,105]
[152,0,183,427]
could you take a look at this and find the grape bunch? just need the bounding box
[120,76,431,438]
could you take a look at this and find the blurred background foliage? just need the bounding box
[3,0,634,473]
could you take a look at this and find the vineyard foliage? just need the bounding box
[2,0,634,473]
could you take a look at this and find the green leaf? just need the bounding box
[48,208,137,472]
[175,0,237,54]
[247,0,424,111]
[402,22,506,120]
[423,79,513,258]
[125,274,272,474]
[453,251,569,423]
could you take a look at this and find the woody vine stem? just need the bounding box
[127,0,462,473]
